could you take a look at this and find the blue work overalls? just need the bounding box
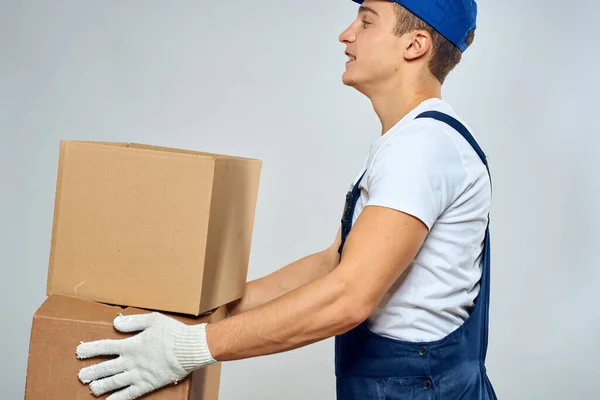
[335,111,498,399]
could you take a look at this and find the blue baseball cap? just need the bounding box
[351,0,477,52]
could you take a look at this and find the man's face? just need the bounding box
[339,0,406,93]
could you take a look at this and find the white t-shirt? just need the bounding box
[349,97,491,342]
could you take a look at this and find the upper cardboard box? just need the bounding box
[25,294,226,399]
[46,141,262,315]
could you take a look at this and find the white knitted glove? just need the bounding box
[76,312,217,400]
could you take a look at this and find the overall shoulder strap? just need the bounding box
[415,110,493,362]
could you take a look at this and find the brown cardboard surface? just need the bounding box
[25,295,225,400]
[46,140,262,315]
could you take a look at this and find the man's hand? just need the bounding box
[76,312,217,400]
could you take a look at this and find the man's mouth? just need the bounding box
[346,53,356,62]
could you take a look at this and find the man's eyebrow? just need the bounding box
[359,5,380,17]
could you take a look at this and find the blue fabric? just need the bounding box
[351,0,477,52]
[334,111,497,399]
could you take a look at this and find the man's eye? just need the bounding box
[362,20,371,28]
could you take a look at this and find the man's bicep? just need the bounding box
[333,205,428,313]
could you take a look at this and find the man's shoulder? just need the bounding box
[395,101,485,170]
[378,116,464,164]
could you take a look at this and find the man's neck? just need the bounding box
[370,82,442,136]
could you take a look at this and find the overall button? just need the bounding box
[418,346,428,356]
[423,379,433,390]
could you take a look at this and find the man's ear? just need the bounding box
[404,30,432,61]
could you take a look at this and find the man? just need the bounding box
[76,0,497,399]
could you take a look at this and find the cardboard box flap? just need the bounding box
[60,140,262,162]
[35,295,226,326]
[70,141,130,148]
[35,295,124,325]
[128,142,260,162]
[61,140,216,162]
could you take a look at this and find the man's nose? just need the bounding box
[338,24,356,43]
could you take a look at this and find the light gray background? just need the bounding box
[1,1,599,399]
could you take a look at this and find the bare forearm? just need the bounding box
[227,249,338,317]
[206,268,364,362]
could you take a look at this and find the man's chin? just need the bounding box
[342,74,369,96]
[342,72,360,88]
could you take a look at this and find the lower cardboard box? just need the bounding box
[25,294,226,400]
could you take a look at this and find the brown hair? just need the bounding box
[393,4,475,84]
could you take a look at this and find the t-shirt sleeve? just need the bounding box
[365,126,466,230]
